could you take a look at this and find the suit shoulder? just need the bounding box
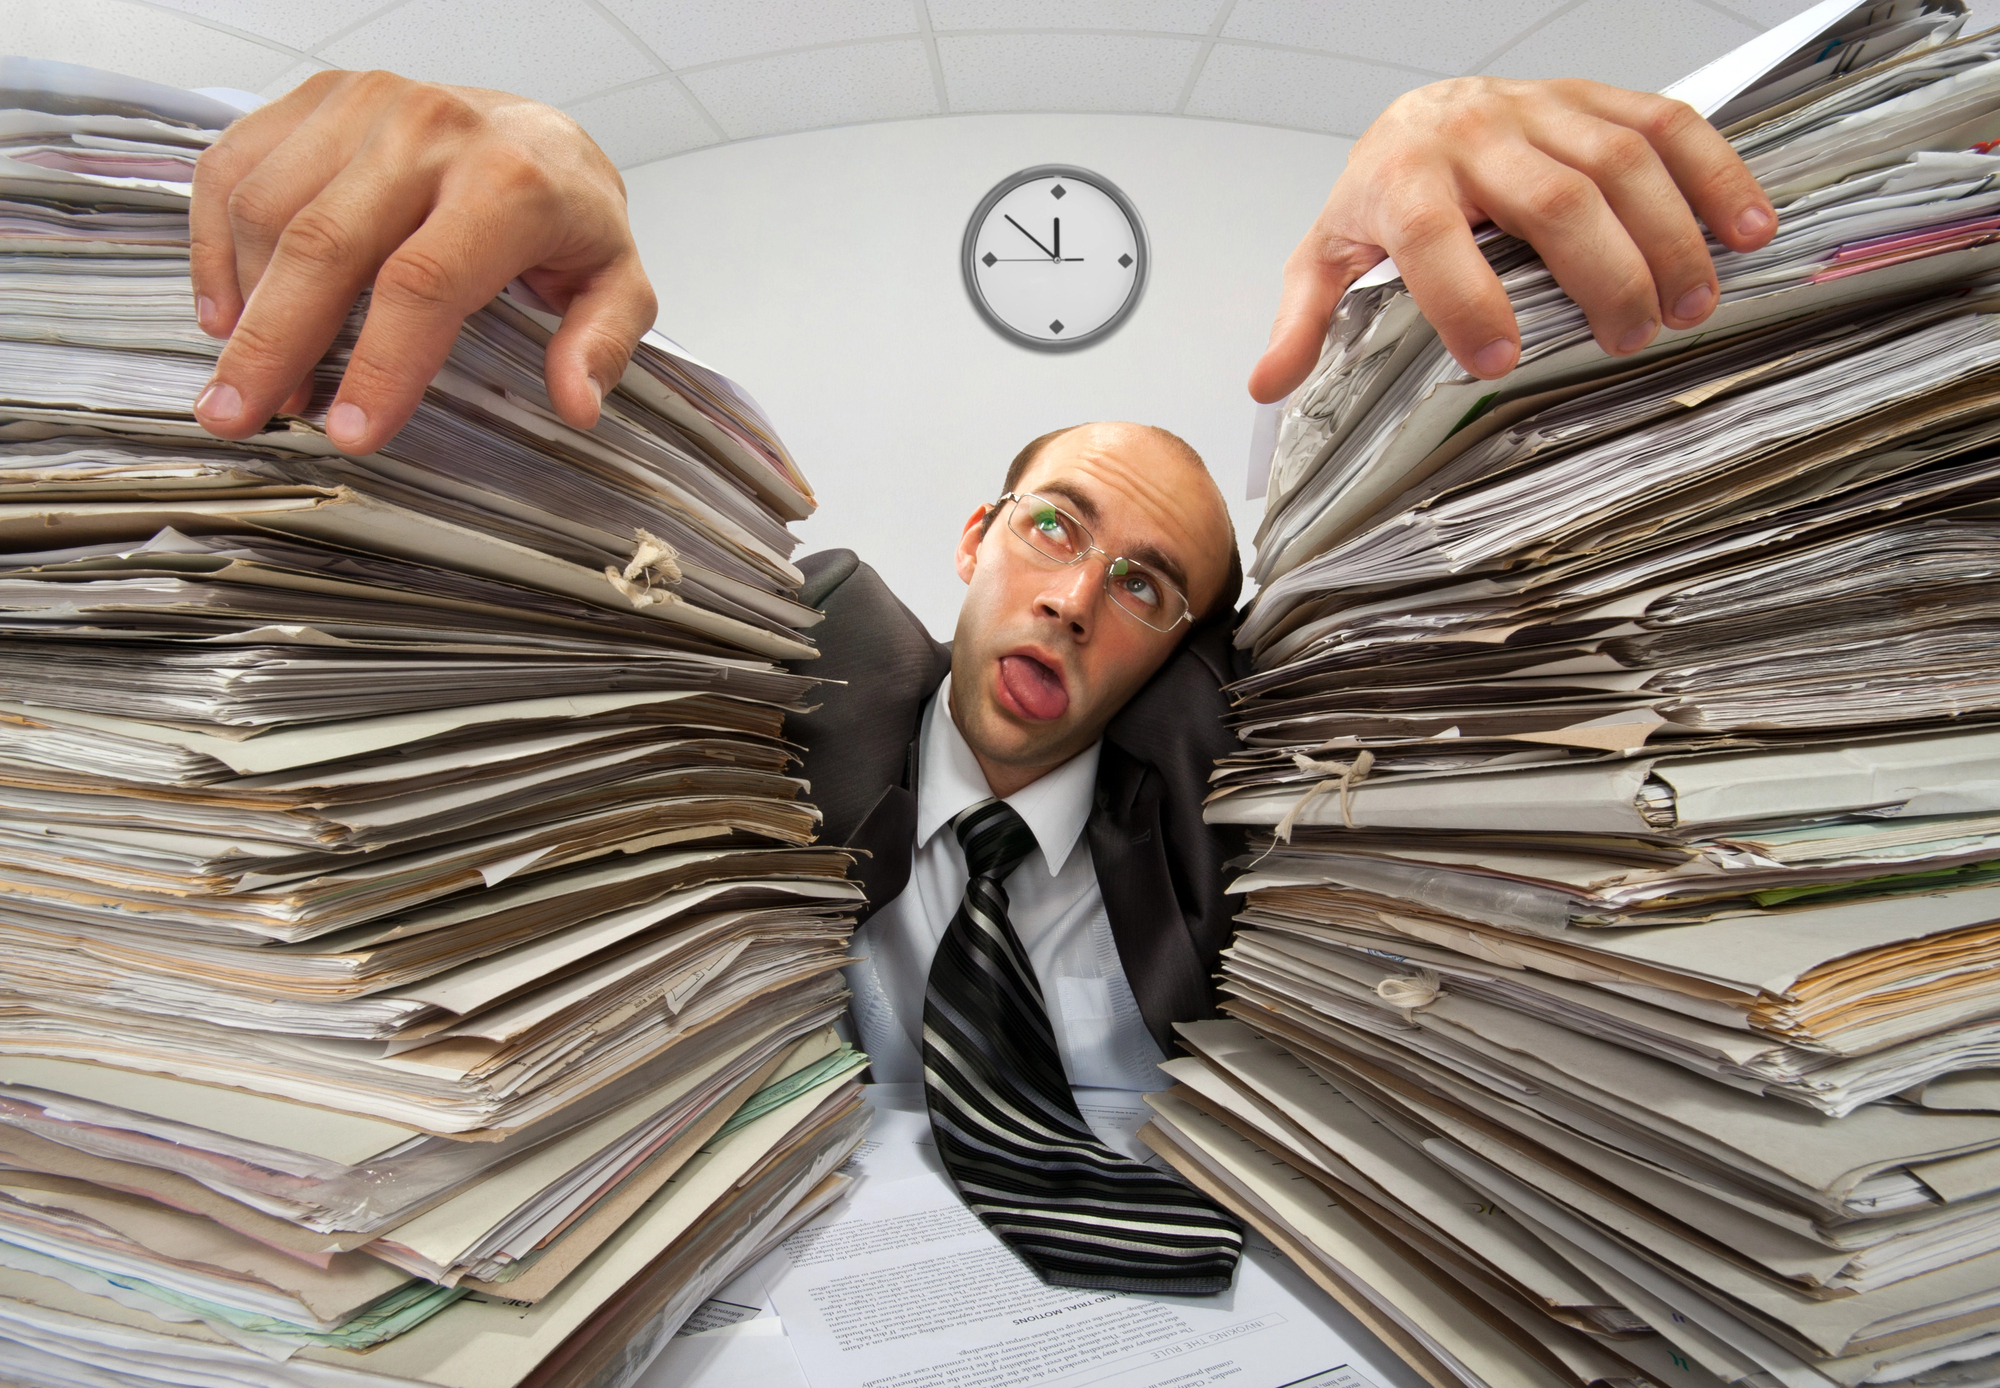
[1104,619,1236,770]
[797,549,861,609]
[788,549,949,846]
[797,550,940,652]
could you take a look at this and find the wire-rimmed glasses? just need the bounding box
[996,491,1192,632]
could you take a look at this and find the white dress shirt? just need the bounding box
[843,675,1170,1091]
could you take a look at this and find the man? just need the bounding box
[181,67,1783,1291]
[783,418,1251,1292]
[793,421,1241,1089]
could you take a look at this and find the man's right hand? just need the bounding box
[190,70,657,454]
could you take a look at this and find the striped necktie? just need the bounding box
[921,797,1243,1294]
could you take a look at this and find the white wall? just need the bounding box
[621,114,1351,639]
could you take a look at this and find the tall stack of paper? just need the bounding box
[1153,7,2000,1388]
[0,58,870,1388]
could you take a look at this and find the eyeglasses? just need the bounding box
[995,491,1192,632]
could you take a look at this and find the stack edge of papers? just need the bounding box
[1164,6,2000,1388]
[0,57,870,1388]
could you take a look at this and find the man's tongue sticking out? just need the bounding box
[998,654,1069,721]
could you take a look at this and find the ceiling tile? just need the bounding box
[937,33,1198,113]
[927,1,1224,33]
[565,77,719,168]
[1483,0,1760,91]
[681,40,938,139]
[259,59,335,101]
[1707,0,1826,25]
[138,0,386,52]
[600,0,916,68]
[318,0,658,108]
[1186,42,1428,135]
[1223,0,1562,74]
[2,0,295,93]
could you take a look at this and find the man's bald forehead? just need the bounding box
[1004,420,1204,494]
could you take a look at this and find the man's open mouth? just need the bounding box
[997,652,1069,721]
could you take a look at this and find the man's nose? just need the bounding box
[1035,559,1102,637]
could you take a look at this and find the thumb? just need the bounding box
[1247,234,1382,404]
[534,254,659,429]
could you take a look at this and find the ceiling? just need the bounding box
[12,0,1993,167]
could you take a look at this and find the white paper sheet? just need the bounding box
[646,1091,1421,1388]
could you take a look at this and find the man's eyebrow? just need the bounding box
[1034,480,1101,526]
[1125,543,1189,597]
[1035,481,1192,596]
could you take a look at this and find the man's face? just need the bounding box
[948,423,1233,787]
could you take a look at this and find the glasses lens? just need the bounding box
[1106,556,1188,630]
[1009,494,1087,562]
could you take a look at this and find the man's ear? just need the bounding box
[955,505,988,584]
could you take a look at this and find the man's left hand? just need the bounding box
[1248,77,1778,402]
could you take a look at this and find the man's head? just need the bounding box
[948,421,1239,798]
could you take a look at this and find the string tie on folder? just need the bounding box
[1272,749,1374,841]
[604,529,684,609]
[1376,968,1442,1020]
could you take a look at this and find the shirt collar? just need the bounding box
[914,674,1100,877]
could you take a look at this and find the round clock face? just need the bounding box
[961,165,1147,351]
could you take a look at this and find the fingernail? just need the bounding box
[194,379,241,424]
[586,374,604,409]
[1616,319,1658,354]
[1471,339,1518,377]
[196,296,219,336]
[327,401,368,449]
[1735,206,1774,240]
[1672,284,1714,323]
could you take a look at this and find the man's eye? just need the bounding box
[1114,562,1160,607]
[1033,510,1069,541]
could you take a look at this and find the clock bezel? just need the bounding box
[960,164,1149,353]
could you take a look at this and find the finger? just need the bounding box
[1373,170,1523,379]
[1527,108,1717,330]
[1477,144,1661,357]
[322,205,549,453]
[196,156,433,440]
[1555,82,1775,254]
[223,88,383,303]
[1247,224,1380,403]
[223,74,457,305]
[531,253,658,428]
[188,75,339,338]
[280,375,316,418]
[1635,94,1775,253]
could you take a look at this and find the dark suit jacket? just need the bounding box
[786,549,1244,1055]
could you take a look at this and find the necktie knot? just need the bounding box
[952,798,1037,882]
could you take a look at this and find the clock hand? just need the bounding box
[1054,216,1060,259]
[989,256,1087,261]
[1003,214,1057,260]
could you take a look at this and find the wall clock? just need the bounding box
[961,165,1148,352]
